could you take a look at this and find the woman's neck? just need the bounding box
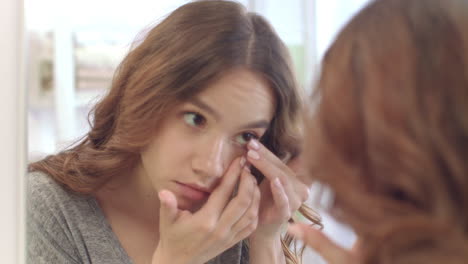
[95,163,160,229]
[94,163,161,263]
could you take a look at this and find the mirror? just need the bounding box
[24,0,368,263]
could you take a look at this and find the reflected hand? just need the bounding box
[152,157,261,264]
[245,139,310,241]
[288,223,360,264]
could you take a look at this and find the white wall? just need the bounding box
[316,0,370,60]
[0,0,25,262]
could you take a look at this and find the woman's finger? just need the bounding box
[247,139,290,181]
[217,169,256,228]
[158,190,180,227]
[247,139,309,203]
[286,154,314,188]
[270,178,290,220]
[288,223,354,264]
[250,152,308,211]
[230,183,260,232]
[232,187,260,242]
[199,157,244,218]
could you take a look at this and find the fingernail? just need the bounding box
[287,224,304,239]
[248,139,260,150]
[240,156,246,166]
[247,150,260,160]
[244,164,251,173]
[273,178,281,188]
[158,190,169,204]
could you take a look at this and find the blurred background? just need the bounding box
[25,0,370,262]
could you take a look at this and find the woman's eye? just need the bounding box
[235,132,259,146]
[183,112,206,128]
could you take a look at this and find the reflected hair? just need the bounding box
[306,0,468,263]
[30,0,321,263]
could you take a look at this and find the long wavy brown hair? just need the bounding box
[305,0,468,262]
[29,0,320,263]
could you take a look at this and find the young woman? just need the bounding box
[289,0,468,263]
[27,1,320,264]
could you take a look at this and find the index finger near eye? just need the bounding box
[248,140,309,197]
[247,144,290,181]
[248,140,290,172]
[198,157,244,219]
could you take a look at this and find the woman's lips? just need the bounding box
[174,181,211,201]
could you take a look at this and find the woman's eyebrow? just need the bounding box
[189,98,270,129]
[190,98,221,120]
[239,120,270,130]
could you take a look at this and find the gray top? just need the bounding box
[27,171,248,264]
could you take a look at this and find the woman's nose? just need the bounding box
[191,137,227,180]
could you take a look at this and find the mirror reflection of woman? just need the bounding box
[27,1,321,264]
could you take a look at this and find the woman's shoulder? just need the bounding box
[28,171,89,209]
[27,170,98,227]
[28,170,67,196]
[27,171,131,263]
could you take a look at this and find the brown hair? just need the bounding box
[29,0,320,263]
[306,0,468,262]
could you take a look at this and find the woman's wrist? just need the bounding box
[249,231,282,248]
[152,246,196,264]
[249,234,285,264]
[249,224,284,242]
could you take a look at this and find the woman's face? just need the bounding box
[140,68,276,211]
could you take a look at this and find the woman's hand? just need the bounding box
[245,139,310,241]
[287,223,360,264]
[152,157,261,264]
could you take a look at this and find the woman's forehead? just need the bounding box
[194,68,276,124]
